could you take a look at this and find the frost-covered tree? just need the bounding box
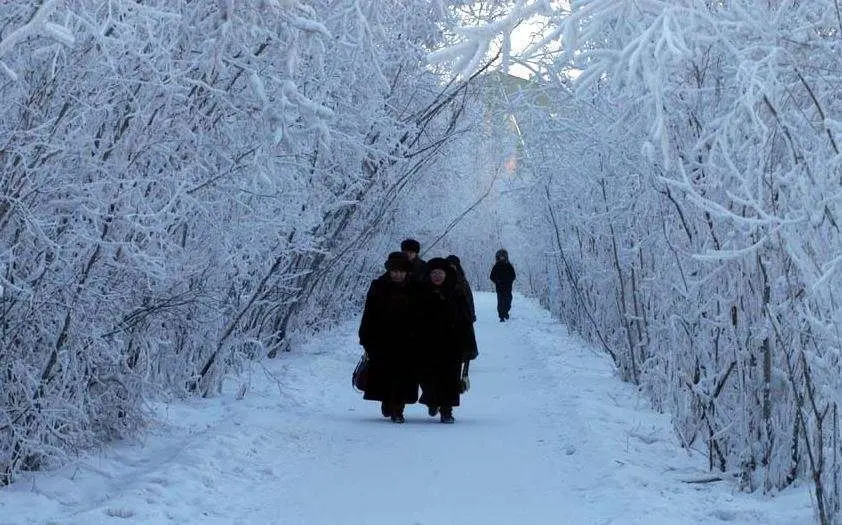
[439,1,842,522]
[382,70,524,289]
[0,0,484,485]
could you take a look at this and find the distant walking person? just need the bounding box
[358,252,420,423]
[489,249,516,322]
[401,238,428,283]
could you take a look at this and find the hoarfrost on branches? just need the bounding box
[0,0,482,486]
[439,2,842,523]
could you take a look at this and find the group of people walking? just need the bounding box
[357,238,515,424]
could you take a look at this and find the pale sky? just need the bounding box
[506,15,556,79]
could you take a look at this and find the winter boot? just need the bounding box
[380,401,392,418]
[427,405,439,417]
[390,403,406,424]
[440,406,454,424]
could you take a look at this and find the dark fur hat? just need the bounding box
[427,257,456,287]
[427,257,451,273]
[384,251,411,272]
[445,254,466,278]
[400,238,421,253]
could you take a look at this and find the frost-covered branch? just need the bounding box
[0,1,73,80]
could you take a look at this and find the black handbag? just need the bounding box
[352,353,369,391]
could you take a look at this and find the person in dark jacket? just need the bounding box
[489,249,516,322]
[358,252,420,423]
[401,238,428,283]
[446,254,476,323]
[446,254,479,361]
[418,257,475,423]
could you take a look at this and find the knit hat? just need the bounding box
[400,238,421,253]
[445,254,461,266]
[384,251,411,272]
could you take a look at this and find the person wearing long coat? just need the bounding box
[446,254,479,361]
[358,252,420,423]
[417,257,475,424]
[489,248,516,322]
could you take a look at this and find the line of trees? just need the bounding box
[0,1,490,485]
[449,2,842,523]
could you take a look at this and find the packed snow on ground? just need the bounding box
[2,293,815,524]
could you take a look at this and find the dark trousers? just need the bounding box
[496,287,512,319]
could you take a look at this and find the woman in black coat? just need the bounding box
[446,254,476,323]
[358,252,420,423]
[417,257,475,423]
[446,254,479,361]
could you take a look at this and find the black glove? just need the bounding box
[459,362,470,393]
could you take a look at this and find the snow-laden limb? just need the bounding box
[427,0,554,77]
[691,226,781,262]
[0,1,69,76]
[0,60,17,81]
[41,22,75,47]
[286,14,331,37]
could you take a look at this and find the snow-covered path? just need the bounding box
[4,293,812,524]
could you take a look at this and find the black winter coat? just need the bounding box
[452,267,476,323]
[490,260,516,290]
[358,274,420,404]
[452,268,478,360]
[417,273,474,408]
[409,257,428,283]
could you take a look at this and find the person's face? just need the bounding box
[402,250,417,261]
[389,269,407,283]
[430,269,446,286]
